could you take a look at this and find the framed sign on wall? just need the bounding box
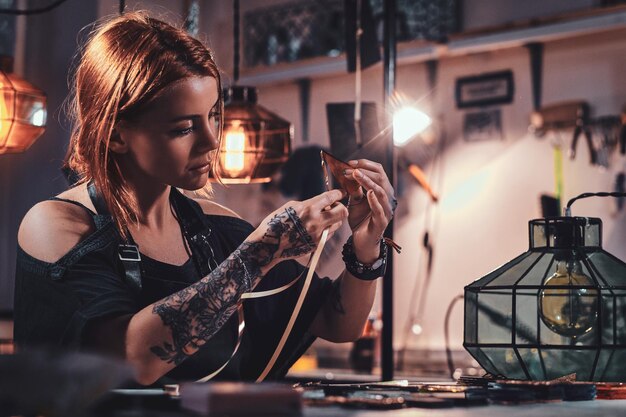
[455,70,514,109]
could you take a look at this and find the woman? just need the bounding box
[13,12,396,385]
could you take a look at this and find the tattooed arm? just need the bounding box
[122,189,347,385]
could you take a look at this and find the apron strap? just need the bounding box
[87,181,142,293]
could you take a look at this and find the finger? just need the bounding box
[322,202,349,225]
[348,159,386,176]
[346,168,394,198]
[327,219,343,235]
[309,189,346,211]
[366,189,389,231]
[352,169,393,218]
[344,167,381,183]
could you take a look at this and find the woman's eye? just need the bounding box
[172,126,194,136]
[209,111,221,130]
[209,111,221,122]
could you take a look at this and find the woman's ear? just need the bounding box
[108,125,129,154]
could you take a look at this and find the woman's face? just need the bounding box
[115,76,220,191]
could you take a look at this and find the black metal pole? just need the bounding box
[382,0,396,382]
[233,0,240,84]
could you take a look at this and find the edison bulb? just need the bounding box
[539,260,598,338]
[223,123,246,173]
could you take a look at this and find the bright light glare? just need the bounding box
[411,324,423,335]
[224,126,246,172]
[31,107,46,127]
[393,107,432,146]
[0,96,8,141]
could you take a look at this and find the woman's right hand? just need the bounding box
[247,189,348,270]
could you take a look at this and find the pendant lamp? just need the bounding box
[210,0,292,184]
[0,55,46,154]
[464,215,626,381]
[213,85,292,184]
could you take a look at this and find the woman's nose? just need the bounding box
[197,123,219,152]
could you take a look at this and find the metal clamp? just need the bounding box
[118,244,141,262]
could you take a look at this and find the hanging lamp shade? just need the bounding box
[0,56,47,154]
[211,86,292,184]
[464,216,626,381]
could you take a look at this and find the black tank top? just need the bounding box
[13,187,332,382]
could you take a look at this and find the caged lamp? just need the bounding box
[464,207,626,381]
[211,86,292,184]
[209,0,292,184]
[0,56,46,154]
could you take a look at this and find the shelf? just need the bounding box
[239,7,626,86]
[447,7,626,56]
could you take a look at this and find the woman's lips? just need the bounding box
[190,162,211,173]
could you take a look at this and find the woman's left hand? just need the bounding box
[343,159,396,264]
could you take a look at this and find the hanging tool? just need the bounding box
[407,163,439,203]
[594,116,620,169]
[616,172,625,212]
[621,105,626,155]
[569,103,597,165]
[529,101,597,165]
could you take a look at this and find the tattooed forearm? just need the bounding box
[264,207,314,259]
[150,246,258,365]
[150,206,315,365]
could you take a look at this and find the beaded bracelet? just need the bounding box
[342,236,388,281]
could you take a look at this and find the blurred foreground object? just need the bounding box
[0,310,12,354]
[180,382,302,416]
[0,349,132,417]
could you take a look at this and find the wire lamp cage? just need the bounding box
[464,194,626,382]
[212,86,292,184]
[0,56,46,154]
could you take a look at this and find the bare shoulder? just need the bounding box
[192,198,241,219]
[18,190,96,263]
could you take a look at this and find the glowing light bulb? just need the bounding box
[223,124,246,173]
[539,260,598,338]
[393,107,432,147]
[0,95,10,143]
[30,106,46,127]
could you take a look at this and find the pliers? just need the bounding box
[569,103,597,165]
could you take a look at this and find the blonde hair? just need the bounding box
[65,11,223,237]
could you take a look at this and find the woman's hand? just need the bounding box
[343,159,396,264]
[248,189,348,270]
